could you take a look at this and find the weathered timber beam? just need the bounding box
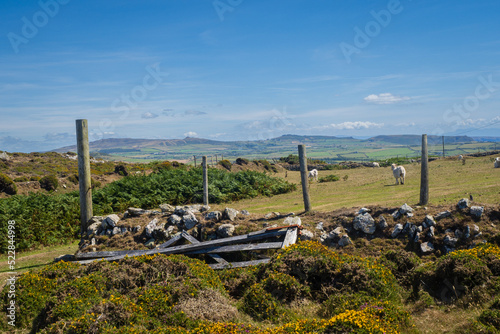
[185,242,283,254]
[209,258,270,270]
[76,228,289,261]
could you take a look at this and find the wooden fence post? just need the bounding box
[194,155,197,167]
[442,136,445,158]
[202,156,208,205]
[298,145,311,212]
[420,134,429,205]
[76,119,93,237]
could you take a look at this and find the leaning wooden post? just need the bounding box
[298,145,311,212]
[193,155,197,167]
[442,136,445,158]
[420,134,429,205]
[202,156,208,205]
[76,119,93,237]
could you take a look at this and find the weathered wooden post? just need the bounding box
[202,156,208,205]
[194,155,197,167]
[420,134,429,205]
[211,155,214,166]
[298,145,311,212]
[221,154,223,161]
[76,119,93,236]
[215,154,218,163]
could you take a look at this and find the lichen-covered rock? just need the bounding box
[421,241,435,254]
[399,203,413,215]
[338,235,353,247]
[144,218,159,238]
[217,224,235,238]
[443,235,458,247]
[457,198,470,210]
[205,211,222,221]
[224,208,239,221]
[470,206,484,218]
[168,214,182,227]
[299,229,314,241]
[435,211,451,220]
[160,203,175,213]
[353,213,376,234]
[182,211,199,230]
[102,214,120,229]
[424,215,436,227]
[378,216,388,230]
[283,216,301,226]
[392,224,404,238]
[128,207,150,217]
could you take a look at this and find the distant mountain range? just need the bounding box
[53,134,495,163]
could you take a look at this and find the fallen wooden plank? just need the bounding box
[180,231,228,264]
[76,228,288,260]
[180,231,199,244]
[208,258,270,270]
[282,227,298,248]
[208,254,229,265]
[158,234,183,249]
[185,242,283,254]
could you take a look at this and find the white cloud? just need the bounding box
[364,93,411,104]
[141,112,159,119]
[324,121,384,130]
[184,131,198,137]
[457,116,500,127]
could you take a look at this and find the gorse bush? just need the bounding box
[39,175,59,191]
[0,169,296,253]
[218,159,232,171]
[0,244,415,334]
[318,174,339,183]
[0,172,17,195]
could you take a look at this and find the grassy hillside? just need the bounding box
[209,154,500,214]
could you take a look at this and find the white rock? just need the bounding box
[353,213,376,234]
[392,224,404,238]
[283,216,301,226]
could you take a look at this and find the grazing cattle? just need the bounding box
[308,169,318,181]
[495,157,500,168]
[391,163,406,185]
[371,162,380,167]
[458,155,463,160]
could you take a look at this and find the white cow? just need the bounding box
[308,169,318,181]
[495,157,500,168]
[458,155,463,160]
[371,162,380,167]
[391,164,406,185]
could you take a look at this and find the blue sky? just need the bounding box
[1,0,500,152]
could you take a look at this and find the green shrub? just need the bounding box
[235,157,249,165]
[241,283,284,321]
[67,174,78,184]
[39,175,59,191]
[318,174,339,183]
[30,175,41,181]
[0,173,17,195]
[13,176,29,182]
[114,164,128,176]
[218,159,232,171]
[381,249,421,286]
